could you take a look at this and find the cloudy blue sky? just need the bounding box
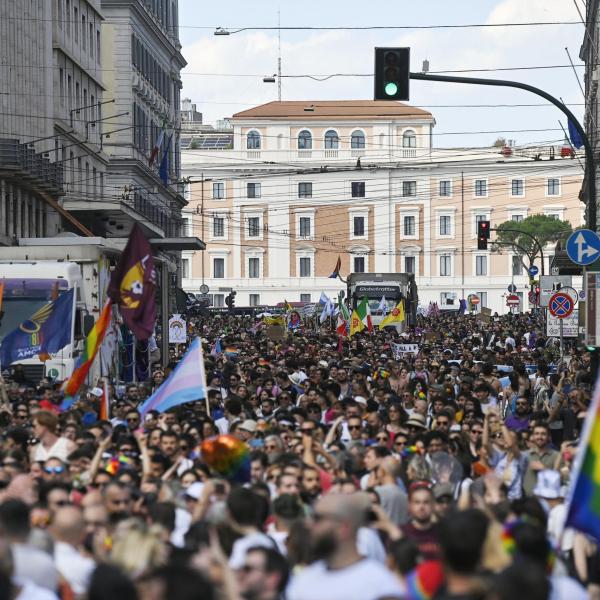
[178,0,585,147]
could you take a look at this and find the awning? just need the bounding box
[149,237,206,251]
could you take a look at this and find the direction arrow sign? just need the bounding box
[566,229,600,266]
[549,292,574,319]
[528,265,539,277]
[507,284,517,293]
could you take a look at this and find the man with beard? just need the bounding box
[401,482,440,561]
[237,546,289,600]
[300,465,321,506]
[287,493,404,600]
[504,397,531,432]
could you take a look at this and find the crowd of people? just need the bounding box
[0,309,596,599]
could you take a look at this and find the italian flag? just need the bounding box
[337,295,351,337]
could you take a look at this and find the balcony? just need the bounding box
[0,139,64,197]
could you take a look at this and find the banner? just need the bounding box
[391,343,419,360]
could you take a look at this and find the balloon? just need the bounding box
[200,434,250,483]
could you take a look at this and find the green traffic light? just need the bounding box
[384,82,398,96]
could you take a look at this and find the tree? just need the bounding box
[494,214,572,263]
[493,137,507,147]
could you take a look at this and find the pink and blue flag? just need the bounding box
[138,337,207,417]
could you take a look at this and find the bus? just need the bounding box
[347,273,418,329]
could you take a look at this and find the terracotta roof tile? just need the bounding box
[232,100,433,120]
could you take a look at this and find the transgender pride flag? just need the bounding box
[138,337,207,417]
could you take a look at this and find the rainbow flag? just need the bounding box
[60,301,112,410]
[565,379,600,541]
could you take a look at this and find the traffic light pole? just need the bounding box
[409,72,596,231]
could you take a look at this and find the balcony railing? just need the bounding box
[0,139,64,195]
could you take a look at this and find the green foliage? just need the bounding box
[494,214,572,260]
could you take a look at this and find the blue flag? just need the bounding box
[159,134,173,186]
[0,288,74,367]
[568,120,584,149]
[138,337,207,417]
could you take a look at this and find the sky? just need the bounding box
[178,0,586,148]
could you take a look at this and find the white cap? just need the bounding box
[89,387,103,398]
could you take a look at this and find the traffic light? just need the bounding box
[586,345,600,383]
[374,48,410,101]
[477,220,490,250]
[225,291,236,311]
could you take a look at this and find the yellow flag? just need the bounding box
[263,315,286,327]
[378,300,405,330]
[284,299,292,312]
[349,309,365,337]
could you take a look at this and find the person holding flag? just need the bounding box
[349,297,373,336]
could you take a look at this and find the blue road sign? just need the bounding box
[566,229,600,266]
[549,292,574,319]
[528,265,539,277]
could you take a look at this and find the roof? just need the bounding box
[232,100,433,121]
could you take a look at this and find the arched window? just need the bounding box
[351,130,365,149]
[298,130,312,150]
[402,130,416,148]
[247,131,261,149]
[324,129,339,149]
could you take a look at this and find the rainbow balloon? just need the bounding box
[201,435,250,483]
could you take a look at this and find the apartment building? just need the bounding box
[0,0,107,244]
[181,100,584,314]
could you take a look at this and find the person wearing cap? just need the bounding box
[405,413,427,442]
[433,482,455,520]
[237,420,258,443]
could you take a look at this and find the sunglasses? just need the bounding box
[44,466,65,474]
[394,440,407,446]
[52,499,70,507]
[376,436,389,442]
[301,428,315,434]
[348,425,362,431]
[471,429,483,435]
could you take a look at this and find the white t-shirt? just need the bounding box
[14,579,59,600]
[228,531,277,570]
[287,558,404,600]
[54,542,95,595]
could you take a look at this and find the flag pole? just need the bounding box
[199,337,209,416]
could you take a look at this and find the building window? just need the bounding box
[96,30,101,62]
[247,131,261,149]
[213,216,224,237]
[439,215,451,236]
[213,294,224,307]
[74,6,78,41]
[353,216,365,237]
[546,212,560,220]
[82,14,86,49]
[212,182,224,199]
[402,130,416,148]
[351,130,365,149]
[354,256,365,273]
[403,215,415,236]
[475,255,487,276]
[300,293,311,302]
[181,258,190,278]
[324,130,339,149]
[66,0,71,35]
[249,294,260,306]
[440,255,451,276]
[474,179,487,197]
[352,181,365,198]
[298,182,312,198]
[248,257,260,278]
[299,257,311,277]
[404,256,415,274]
[511,179,524,197]
[439,180,452,196]
[298,130,312,149]
[547,178,560,196]
[512,255,523,276]
[299,217,311,238]
[247,216,260,237]
[213,258,225,278]
[247,183,261,198]
[402,181,417,197]
[511,214,524,222]
[476,292,488,308]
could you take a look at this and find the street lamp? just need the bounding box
[214,27,231,36]
[263,75,276,83]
